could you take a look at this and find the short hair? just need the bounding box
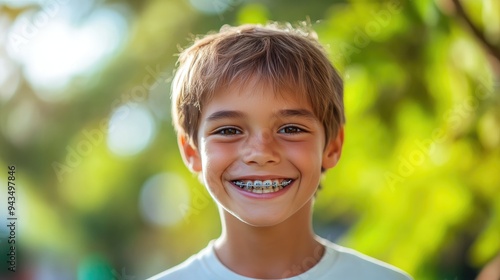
[171,23,345,146]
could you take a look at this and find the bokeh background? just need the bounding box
[0,0,499,279]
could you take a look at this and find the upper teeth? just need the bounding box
[233,179,292,189]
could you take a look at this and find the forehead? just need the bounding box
[205,76,312,111]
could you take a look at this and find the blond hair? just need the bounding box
[172,23,344,146]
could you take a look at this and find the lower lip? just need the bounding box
[230,181,294,199]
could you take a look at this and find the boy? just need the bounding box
[149,23,413,279]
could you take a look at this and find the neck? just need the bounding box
[214,200,325,279]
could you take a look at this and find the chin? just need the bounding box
[234,212,290,228]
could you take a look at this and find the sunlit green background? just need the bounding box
[0,0,499,279]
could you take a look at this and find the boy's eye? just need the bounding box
[278,126,304,134]
[214,127,242,135]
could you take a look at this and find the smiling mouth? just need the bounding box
[231,179,294,194]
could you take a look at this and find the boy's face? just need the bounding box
[179,78,343,227]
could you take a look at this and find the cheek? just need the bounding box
[286,141,323,166]
[285,142,323,187]
[201,159,238,202]
[200,142,239,185]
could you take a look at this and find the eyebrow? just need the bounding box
[206,110,245,122]
[205,109,317,122]
[278,109,317,120]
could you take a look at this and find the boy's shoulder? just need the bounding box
[318,237,413,280]
[145,241,214,280]
[146,238,413,280]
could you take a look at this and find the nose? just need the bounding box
[242,131,280,166]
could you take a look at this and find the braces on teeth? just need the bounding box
[233,179,293,189]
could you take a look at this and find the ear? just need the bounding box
[178,133,202,173]
[322,126,344,170]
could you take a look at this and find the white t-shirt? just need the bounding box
[147,238,413,280]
